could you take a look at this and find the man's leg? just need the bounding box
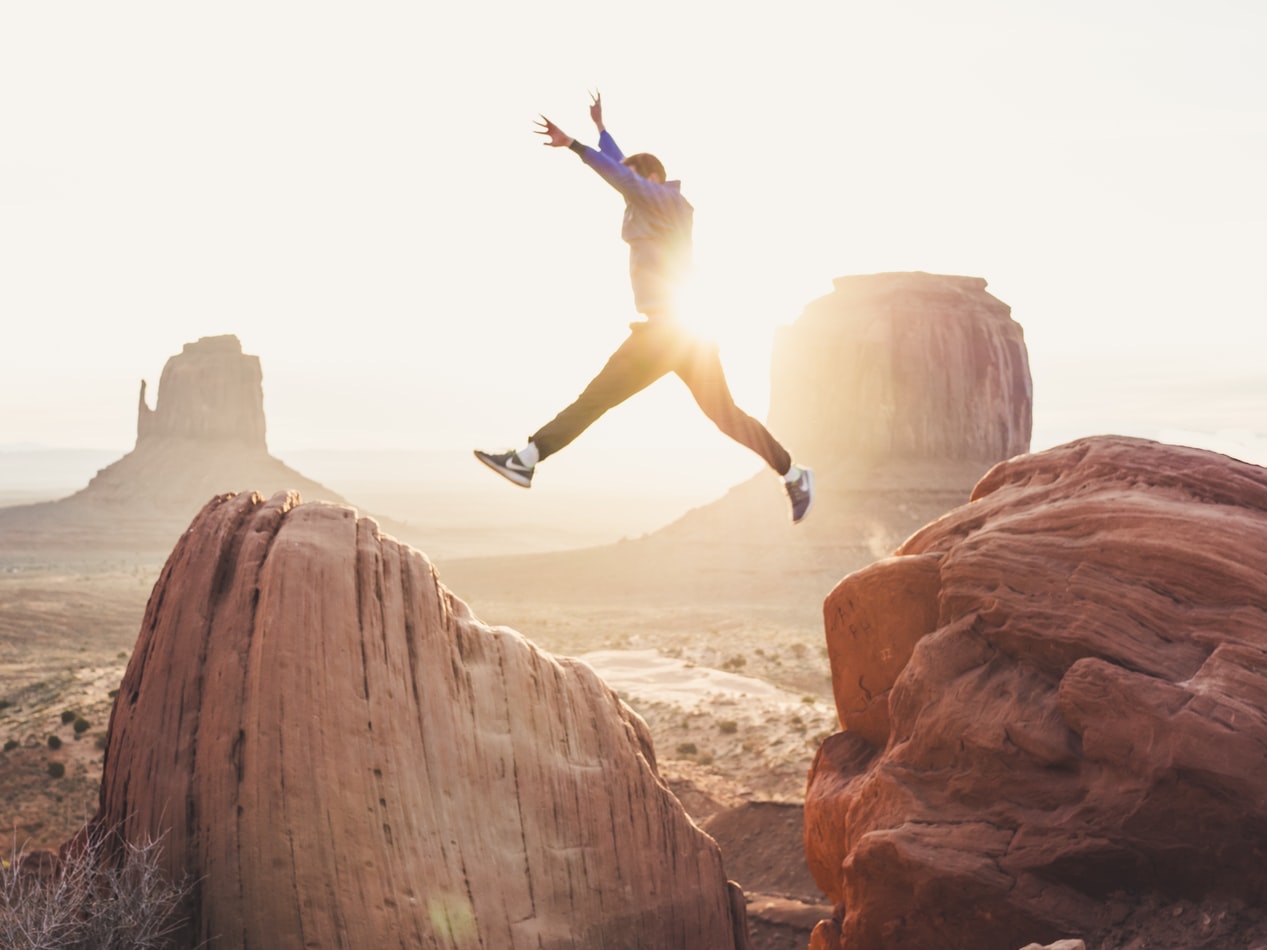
[674,336,792,474]
[529,322,680,461]
[675,336,814,523]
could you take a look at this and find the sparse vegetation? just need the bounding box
[47,762,65,779]
[73,718,91,735]
[3,740,17,753]
[675,742,698,756]
[1,826,193,949]
[0,700,11,711]
[718,720,739,734]
[47,735,62,750]
[62,710,78,725]
[720,655,747,672]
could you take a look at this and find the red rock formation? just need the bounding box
[135,334,267,449]
[767,272,1031,470]
[89,491,749,948]
[804,436,1267,950]
[0,336,346,559]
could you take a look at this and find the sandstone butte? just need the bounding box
[805,435,1267,950]
[81,491,749,949]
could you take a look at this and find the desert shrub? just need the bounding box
[718,720,739,734]
[676,742,698,756]
[47,735,62,750]
[3,739,17,752]
[801,695,816,705]
[720,655,747,671]
[73,718,91,735]
[0,826,192,950]
[0,699,11,711]
[62,710,78,725]
[790,642,808,660]
[47,762,65,779]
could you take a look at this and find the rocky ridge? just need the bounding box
[805,436,1267,950]
[84,491,748,948]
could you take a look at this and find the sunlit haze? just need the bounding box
[3,1,1265,501]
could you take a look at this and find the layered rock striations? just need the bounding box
[88,491,748,948]
[804,436,1267,950]
[767,271,1032,471]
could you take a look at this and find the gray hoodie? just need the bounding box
[569,129,694,316]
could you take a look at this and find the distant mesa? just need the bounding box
[79,491,749,948]
[768,271,1032,472]
[0,334,343,558]
[135,334,268,449]
[805,435,1267,949]
[442,271,1036,608]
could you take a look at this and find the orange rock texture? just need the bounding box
[89,491,748,949]
[805,436,1267,950]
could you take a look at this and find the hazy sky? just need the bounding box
[3,1,1266,492]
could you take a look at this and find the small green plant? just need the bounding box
[2,740,17,753]
[47,735,62,750]
[73,717,91,735]
[47,762,65,779]
[61,710,77,725]
[718,720,739,734]
[675,742,698,756]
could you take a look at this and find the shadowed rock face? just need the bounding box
[804,436,1267,950]
[768,272,1031,470]
[90,492,747,949]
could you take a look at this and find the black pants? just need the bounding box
[530,319,792,475]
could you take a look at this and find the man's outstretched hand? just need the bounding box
[535,116,573,148]
[589,90,604,132]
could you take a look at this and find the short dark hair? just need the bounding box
[622,152,666,182]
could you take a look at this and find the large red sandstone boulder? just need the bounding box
[804,436,1267,950]
[87,491,749,949]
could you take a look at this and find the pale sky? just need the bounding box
[3,1,1266,494]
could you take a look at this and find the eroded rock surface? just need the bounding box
[805,436,1267,950]
[87,491,748,949]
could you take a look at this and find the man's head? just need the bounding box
[622,152,666,184]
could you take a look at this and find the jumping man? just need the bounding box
[475,92,814,524]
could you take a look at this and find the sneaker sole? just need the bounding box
[474,450,532,488]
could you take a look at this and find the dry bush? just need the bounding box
[1,825,193,950]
